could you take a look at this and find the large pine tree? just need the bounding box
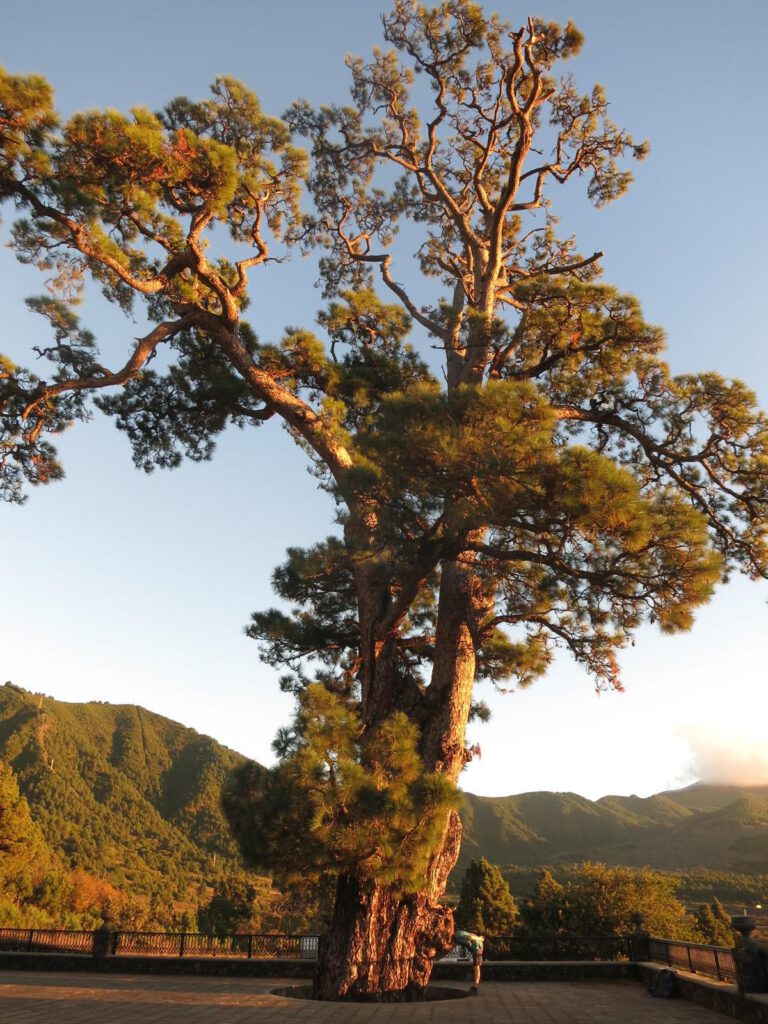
[1,1,766,999]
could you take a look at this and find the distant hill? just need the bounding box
[457,783,768,876]
[2,683,766,911]
[0,682,253,905]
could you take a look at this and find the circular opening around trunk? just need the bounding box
[271,984,473,1003]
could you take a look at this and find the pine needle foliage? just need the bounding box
[225,685,458,893]
[455,857,518,935]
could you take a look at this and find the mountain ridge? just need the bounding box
[2,683,767,899]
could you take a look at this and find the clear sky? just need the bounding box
[2,0,766,801]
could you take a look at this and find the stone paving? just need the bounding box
[0,971,738,1024]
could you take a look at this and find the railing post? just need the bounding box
[627,913,650,962]
[26,929,34,953]
[732,916,768,996]
[92,911,115,960]
[247,934,253,960]
[179,932,186,958]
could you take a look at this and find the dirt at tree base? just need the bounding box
[271,984,471,1003]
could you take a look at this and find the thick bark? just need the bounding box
[313,546,486,998]
[314,811,461,1000]
[421,555,487,782]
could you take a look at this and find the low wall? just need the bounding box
[433,959,633,982]
[0,952,314,977]
[0,951,633,982]
[635,963,768,1024]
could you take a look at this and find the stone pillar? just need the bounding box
[628,912,651,962]
[92,910,116,959]
[731,916,768,996]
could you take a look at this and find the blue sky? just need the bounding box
[1,0,766,800]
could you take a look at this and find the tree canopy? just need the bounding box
[518,863,693,941]
[1,0,766,997]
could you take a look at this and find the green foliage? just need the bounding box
[225,685,458,893]
[455,858,518,935]
[197,874,267,935]
[0,683,267,928]
[0,65,306,499]
[518,862,694,940]
[0,758,57,904]
[455,787,768,879]
[673,869,768,905]
[694,898,737,946]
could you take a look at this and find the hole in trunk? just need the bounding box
[271,984,472,1003]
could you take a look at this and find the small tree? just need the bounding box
[455,858,518,935]
[694,898,736,947]
[197,874,262,936]
[516,868,566,936]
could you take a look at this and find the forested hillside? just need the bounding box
[0,682,266,928]
[458,785,768,876]
[2,683,766,927]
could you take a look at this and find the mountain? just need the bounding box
[457,783,768,876]
[2,683,766,915]
[0,682,252,906]
[658,782,768,815]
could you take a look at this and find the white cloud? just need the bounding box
[680,722,768,787]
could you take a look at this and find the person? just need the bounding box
[453,929,484,993]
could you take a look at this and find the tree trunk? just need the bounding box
[312,520,487,999]
[313,811,461,1000]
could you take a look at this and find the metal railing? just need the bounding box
[647,938,737,983]
[114,931,318,959]
[484,935,633,962]
[0,928,95,955]
[0,927,319,960]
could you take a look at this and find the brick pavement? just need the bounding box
[0,971,737,1024]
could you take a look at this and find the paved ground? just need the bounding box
[0,972,738,1024]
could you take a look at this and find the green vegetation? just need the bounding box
[457,787,768,875]
[451,860,746,945]
[506,865,747,945]
[0,682,268,929]
[518,863,693,941]
[197,874,270,935]
[455,858,518,935]
[224,685,458,893]
[481,864,768,913]
[2,683,765,937]
[693,898,737,947]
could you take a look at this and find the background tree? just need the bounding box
[197,874,263,935]
[518,862,695,942]
[1,0,766,999]
[0,761,53,908]
[517,868,566,936]
[694,897,737,947]
[0,759,78,926]
[455,857,518,935]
